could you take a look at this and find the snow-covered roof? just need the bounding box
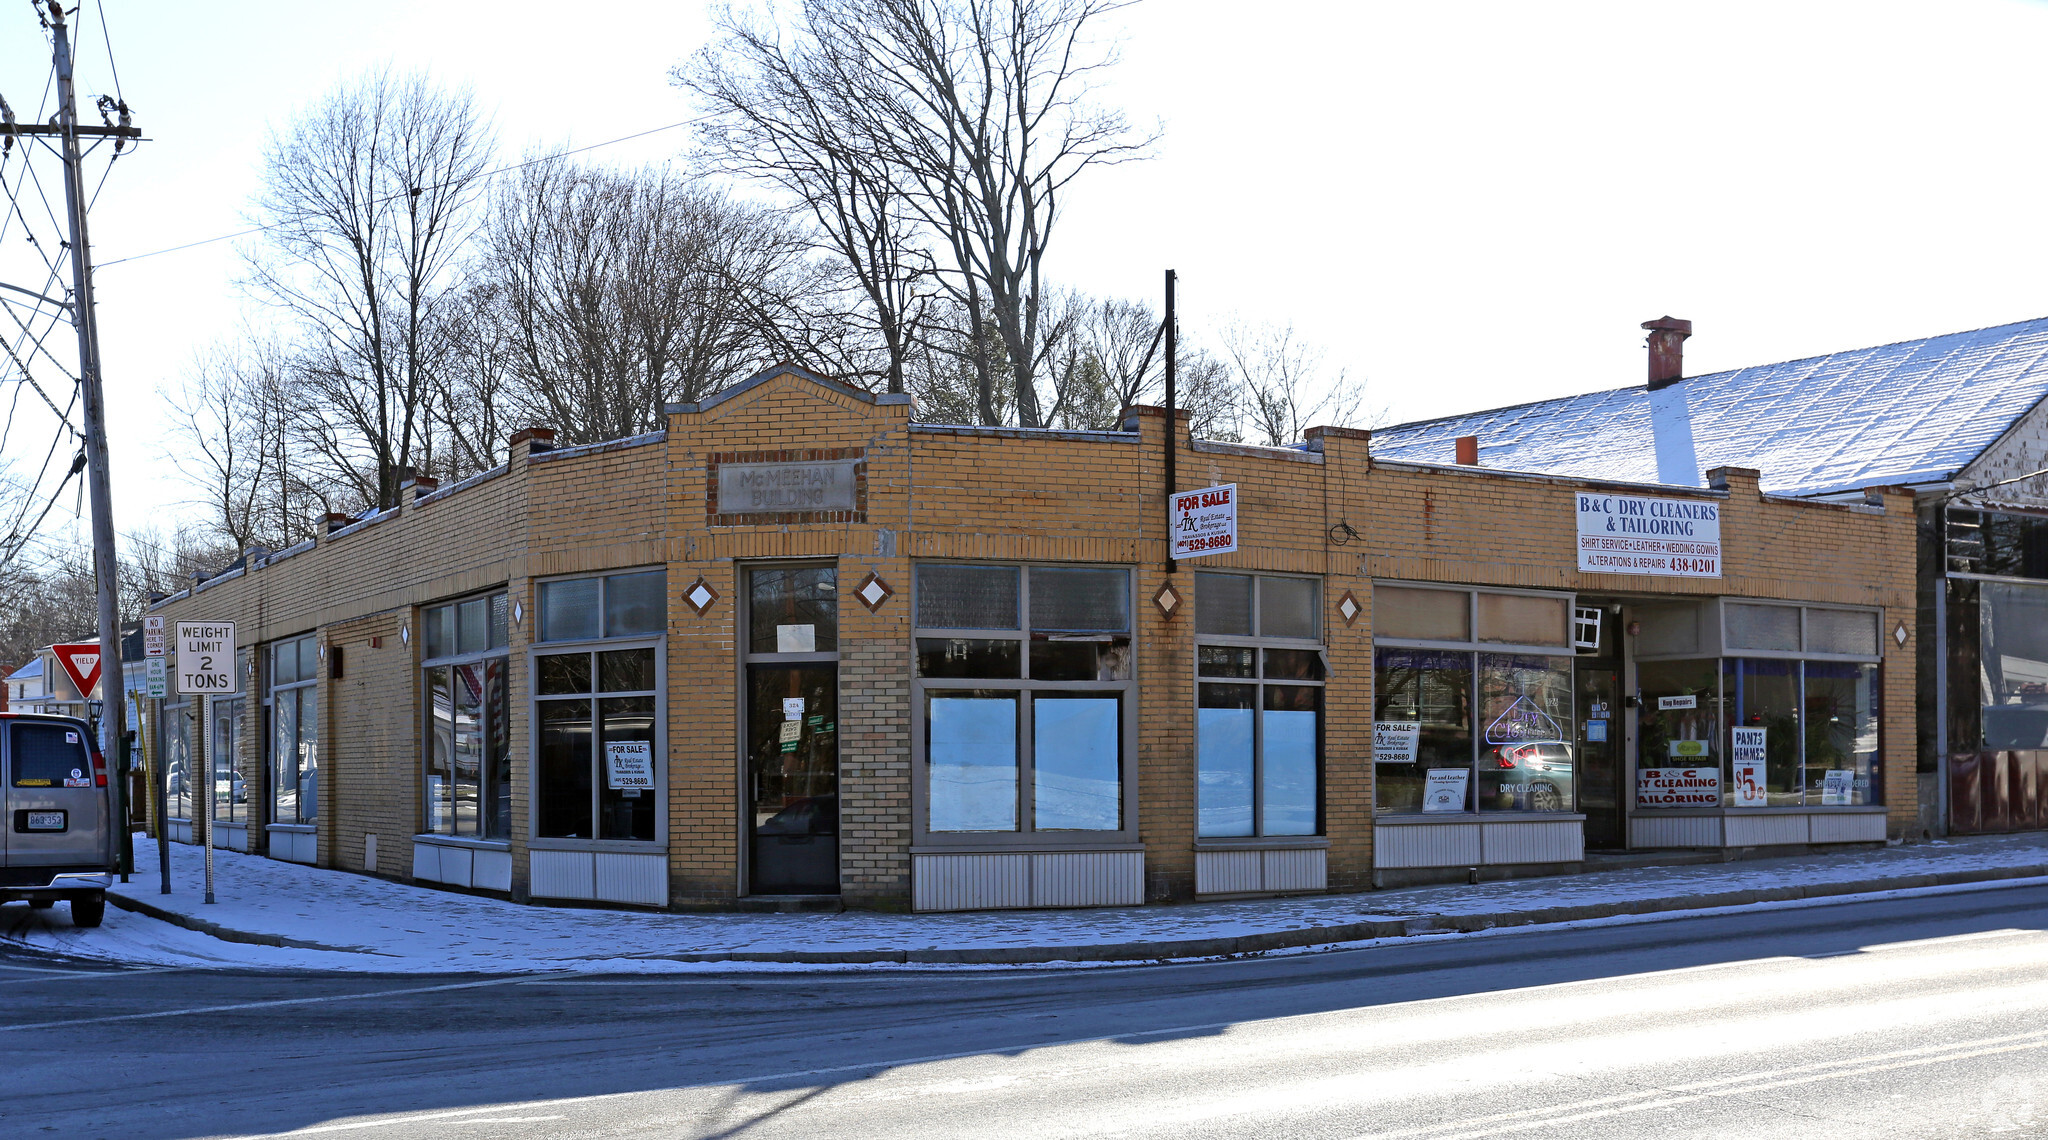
[1368,316,2048,496]
[6,658,42,682]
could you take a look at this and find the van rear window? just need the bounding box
[12,724,91,788]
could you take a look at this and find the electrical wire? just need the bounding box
[97,115,711,268]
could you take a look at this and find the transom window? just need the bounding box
[914,564,1134,838]
[1195,572,1325,837]
[422,592,510,839]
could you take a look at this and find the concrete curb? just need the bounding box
[633,862,2048,966]
[105,891,392,956]
[105,862,2048,968]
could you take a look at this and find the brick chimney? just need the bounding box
[1643,316,1692,390]
[1454,435,1479,465]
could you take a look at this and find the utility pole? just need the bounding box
[1164,269,1178,573]
[2,3,143,792]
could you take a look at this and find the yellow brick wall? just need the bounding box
[151,366,1920,910]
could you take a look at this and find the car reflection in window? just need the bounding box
[755,793,838,836]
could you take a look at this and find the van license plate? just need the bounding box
[25,812,64,831]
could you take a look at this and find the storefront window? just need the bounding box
[534,570,665,842]
[162,698,193,822]
[1721,659,1799,805]
[1476,654,1574,812]
[1977,580,2048,750]
[1195,572,1324,836]
[1804,662,1881,805]
[269,635,318,826]
[1371,649,1472,813]
[211,696,246,824]
[422,591,511,839]
[915,563,1131,837]
[1374,584,1573,814]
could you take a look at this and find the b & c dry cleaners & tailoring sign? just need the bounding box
[1575,492,1722,578]
[718,459,859,514]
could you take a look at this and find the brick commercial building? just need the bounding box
[149,361,1914,911]
[1373,314,2048,840]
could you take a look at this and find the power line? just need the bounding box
[97,115,709,269]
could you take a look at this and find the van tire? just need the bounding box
[70,893,105,928]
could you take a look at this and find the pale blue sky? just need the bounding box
[7,0,2048,539]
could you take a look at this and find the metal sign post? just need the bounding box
[144,617,168,894]
[175,621,235,905]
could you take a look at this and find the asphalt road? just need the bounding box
[5,884,2048,1139]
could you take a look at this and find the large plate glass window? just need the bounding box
[915,564,1133,839]
[1194,572,1324,837]
[161,696,194,822]
[533,570,665,841]
[1632,599,1885,808]
[422,592,511,838]
[1373,585,1575,814]
[268,634,319,826]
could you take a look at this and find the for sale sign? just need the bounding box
[175,622,237,695]
[1171,483,1238,559]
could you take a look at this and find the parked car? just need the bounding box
[1,713,114,926]
[1488,742,1574,812]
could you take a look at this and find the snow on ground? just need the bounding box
[6,833,2043,974]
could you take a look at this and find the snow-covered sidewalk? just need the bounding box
[18,832,2044,973]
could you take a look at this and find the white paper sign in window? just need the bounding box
[1421,767,1469,812]
[1171,483,1238,559]
[1575,492,1721,578]
[1637,766,1719,807]
[1731,727,1768,806]
[1373,721,1421,764]
[776,624,816,653]
[605,741,655,790]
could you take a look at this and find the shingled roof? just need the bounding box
[1367,315,2048,497]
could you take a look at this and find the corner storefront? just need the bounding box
[146,365,1917,912]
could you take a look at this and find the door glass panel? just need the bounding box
[1032,694,1120,830]
[538,652,592,695]
[747,665,839,893]
[927,692,1018,832]
[749,568,838,653]
[272,690,298,823]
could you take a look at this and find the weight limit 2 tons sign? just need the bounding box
[176,621,238,695]
[1171,483,1238,559]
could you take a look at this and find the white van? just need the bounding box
[1,713,114,926]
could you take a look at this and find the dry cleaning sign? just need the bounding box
[1576,493,1722,578]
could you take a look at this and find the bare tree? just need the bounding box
[690,0,1155,426]
[1218,321,1368,446]
[682,13,940,394]
[245,68,494,510]
[475,157,824,445]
